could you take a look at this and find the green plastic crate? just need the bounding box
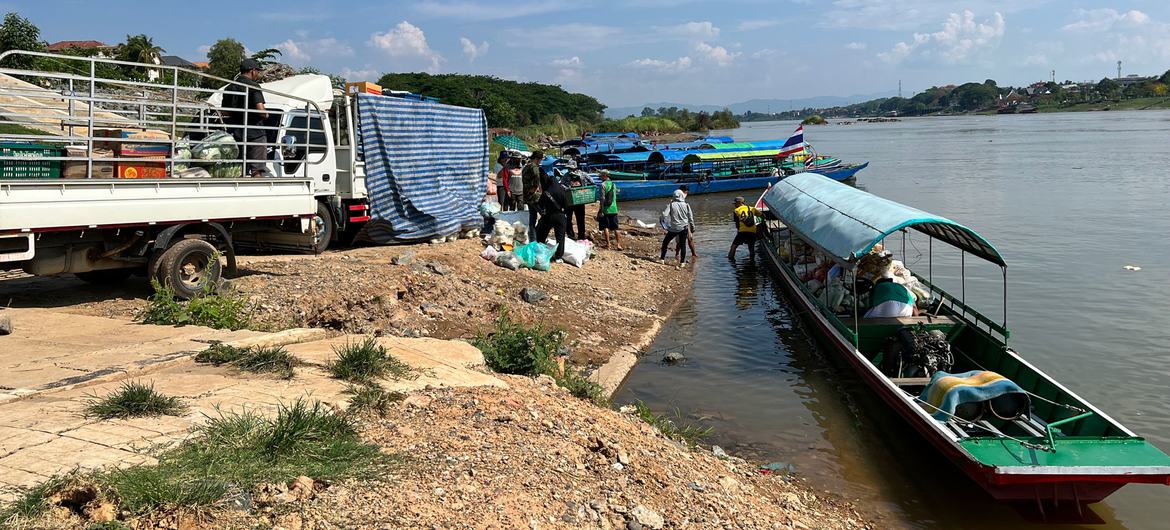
[0,143,64,179]
[568,185,598,206]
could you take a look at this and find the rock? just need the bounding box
[535,374,556,387]
[427,261,452,275]
[420,303,445,317]
[392,251,416,265]
[687,482,706,492]
[617,449,630,465]
[618,404,638,415]
[718,475,742,494]
[0,315,10,335]
[274,512,304,530]
[626,521,642,530]
[84,500,116,522]
[520,287,548,304]
[289,476,315,501]
[628,505,664,530]
[403,395,434,409]
[711,445,728,459]
[662,351,684,364]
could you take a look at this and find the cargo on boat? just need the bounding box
[754,173,1170,512]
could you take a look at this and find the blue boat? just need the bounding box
[799,162,869,182]
[611,174,782,202]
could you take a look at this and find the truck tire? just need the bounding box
[75,268,134,285]
[155,238,221,299]
[312,202,334,254]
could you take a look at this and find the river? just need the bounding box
[613,112,1170,529]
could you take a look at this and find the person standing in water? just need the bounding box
[728,196,760,261]
[659,189,695,266]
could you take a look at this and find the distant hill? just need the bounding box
[606,91,896,118]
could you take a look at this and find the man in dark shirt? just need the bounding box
[220,58,269,177]
[521,151,545,230]
[535,168,569,261]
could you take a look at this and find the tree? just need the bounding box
[116,34,164,80]
[1096,77,1120,99]
[0,12,45,70]
[983,78,997,87]
[250,47,282,67]
[206,38,245,81]
[640,106,654,117]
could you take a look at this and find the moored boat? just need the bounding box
[755,173,1170,512]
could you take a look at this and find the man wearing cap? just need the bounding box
[727,196,760,261]
[220,58,269,177]
[521,151,545,230]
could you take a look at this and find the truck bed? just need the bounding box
[0,178,316,233]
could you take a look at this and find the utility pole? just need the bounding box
[1117,60,1122,80]
[1051,70,1055,84]
[898,80,902,98]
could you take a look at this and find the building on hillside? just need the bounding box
[1115,74,1154,87]
[159,56,197,69]
[45,40,115,58]
[191,61,209,70]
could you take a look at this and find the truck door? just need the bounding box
[278,110,336,195]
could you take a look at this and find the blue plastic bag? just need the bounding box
[514,242,554,271]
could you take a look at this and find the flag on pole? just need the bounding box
[755,183,770,210]
[776,125,806,157]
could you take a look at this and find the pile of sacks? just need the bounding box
[479,218,594,271]
[796,247,932,314]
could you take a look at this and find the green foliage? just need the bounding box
[631,400,713,446]
[0,12,45,70]
[250,47,283,66]
[630,106,738,132]
[83,381,188,420]
[596,116,683,135]
[0,474,72,526]
[557,369,609,406]
[344,382,405,417]
[328,337,415,384]
[140,279,250,330]
[473,311,562,376]
[375,72,606,128]
[195,344,298,379]
[206,38,245,81]
[801,114,826,125]
[103,399,389,514]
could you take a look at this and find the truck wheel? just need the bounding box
[155,238,221,299]
[75,268,134,285]
[312,202,334,254]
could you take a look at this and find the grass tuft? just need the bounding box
[344,382,405,417]
[0,474,73,527]
[632,400,713,446]
[141,279,250,330]
[328,337,415,384]
[195,344,298,379]
[83,381,188,420]
[473,310,609,406]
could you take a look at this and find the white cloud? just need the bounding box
[551,56,582,67]
[751,48,779,59]
[414,0,574,20]
[460,37,489,62]
[656,21,720,39]
[695,42,740,66]
[629,56,694,74]
[1063,9,1150,33]
[340,67,379,82]
[877,11,1005,64]
[504,23,622,50]
[370,21,444,71]
[273,37,353,65]
[738,20,779,31]
[845,42,867,50]
[1024,53,1048,66]
[825,0,1040,31]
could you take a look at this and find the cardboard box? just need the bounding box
[117,161,168,179]
[346,82,382,96]
[63,146,115,179]
[94,128,171,158]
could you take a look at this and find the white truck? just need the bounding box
[0,51,374,298]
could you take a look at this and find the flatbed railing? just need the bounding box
[0,51,329,181]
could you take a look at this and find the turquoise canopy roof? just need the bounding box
[761,173,1005,267]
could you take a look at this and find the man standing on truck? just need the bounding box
[220,58,270,177]
[522,151,545,230]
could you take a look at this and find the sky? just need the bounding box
[11,0,1170,108]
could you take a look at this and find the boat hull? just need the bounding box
[794,162,868,181]
[756,234,1169,504]
[613,174,781,201]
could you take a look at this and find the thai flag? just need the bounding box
[776,125,806,158]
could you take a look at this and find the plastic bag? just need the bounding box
[562,239,589,268]
[512,221,530,246]
[494,251,522,270]
[479,201,501,217]
[488,219,515,247]
[192,131,239,161]
[514,242,554,271]
[173,138,192,172]
[480,245,499,262]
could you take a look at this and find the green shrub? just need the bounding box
[556,369,609,407]
[140,280,250,330]
[328,337,415,384]
[0,474,73,526]
[631,400,713,446]
[195,344,297,379]
[344,382,405,417]
[472,311,561,376]
[83,381,188,420]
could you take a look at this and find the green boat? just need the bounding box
[755,173,1170,514]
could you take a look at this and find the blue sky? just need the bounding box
[12,1,1170,107]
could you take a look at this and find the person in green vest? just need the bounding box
[596,170,622,250]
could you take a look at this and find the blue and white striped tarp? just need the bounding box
[356,94,488,243]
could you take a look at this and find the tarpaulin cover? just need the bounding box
[761,173,1005,266]
[357,93,488,242]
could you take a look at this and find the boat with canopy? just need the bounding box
[755,173,1170,513]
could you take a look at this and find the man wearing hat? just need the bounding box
[220,58,269,177]
[727,196,760,261]
[521,150,545,229]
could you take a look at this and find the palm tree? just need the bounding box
[250,48,283,67]
[117,34,164,81]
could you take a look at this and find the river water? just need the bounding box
[612,112,1170,529]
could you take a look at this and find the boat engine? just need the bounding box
[881,324,954,378]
